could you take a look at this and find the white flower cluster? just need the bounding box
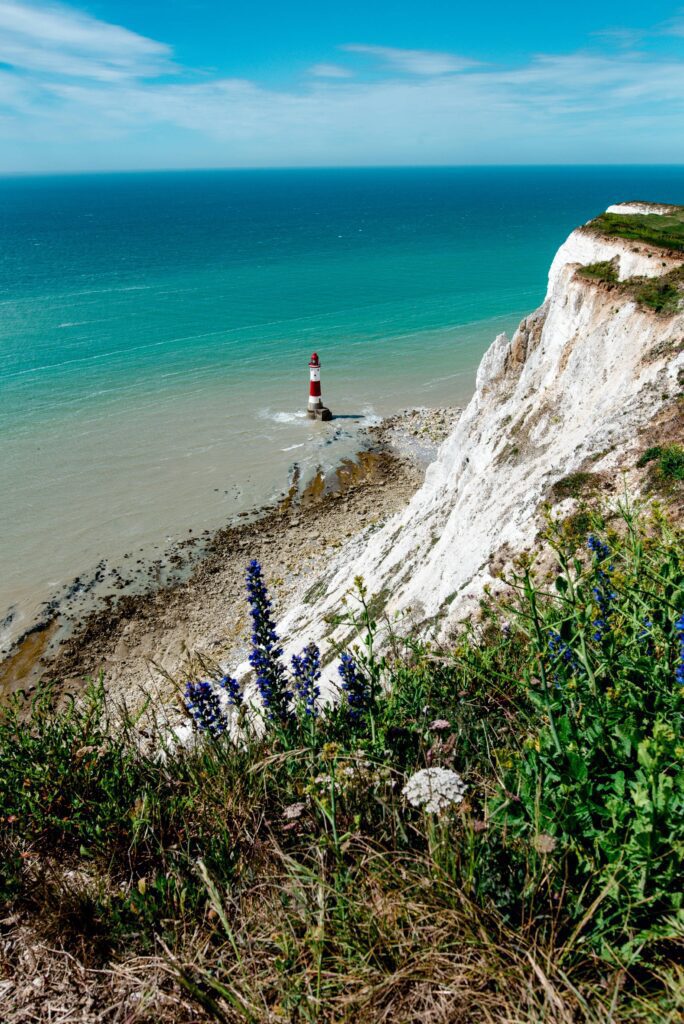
[402,767,467,814]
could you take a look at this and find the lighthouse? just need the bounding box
[307,352,332,421]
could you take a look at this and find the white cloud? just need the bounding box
[308,62,353,79]
[342,44,479,75]
[1,3,684,171]
[0,0,173,80]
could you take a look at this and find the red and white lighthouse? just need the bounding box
[307,352,332,421]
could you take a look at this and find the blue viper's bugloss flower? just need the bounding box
[675,613,684,686]
[592,571,618,641]
[547,629,581,688]
[338,651,371,719]
[588,535,611,562]
[185,680,228,736]
[291,642,321,717]
[220,674,243,706]
[548,629,579,670]
[246,559,292,721]
[587,537,617,641]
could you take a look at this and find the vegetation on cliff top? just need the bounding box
[578,259,684,314]
[1,503,683,1022]
[587,206,684,253]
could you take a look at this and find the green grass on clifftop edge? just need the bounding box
[588,207,684,253]
[578,260,684,314]
[0,503,683,1022]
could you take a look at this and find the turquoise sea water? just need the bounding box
[1,166,683,643]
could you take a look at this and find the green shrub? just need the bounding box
[659,444,684,481]
[551,470,600,500]
[632,278,682,314]
[578,259,619,283]
[637,445,664,468]
[638,443,684,487]
[483,521,684,962]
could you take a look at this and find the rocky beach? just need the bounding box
[0,407,461,713]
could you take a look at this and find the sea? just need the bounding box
[2,166,683,647]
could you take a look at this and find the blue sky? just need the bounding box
[1,0,684,172]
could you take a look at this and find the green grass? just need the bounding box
[551,470,601,500]
[588,207,684,253]
[577,263,684,316]
[638,444,684,491]
[1,505,683,1021]
[631,273,684,314]
[578,259,619,284]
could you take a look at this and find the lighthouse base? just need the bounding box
[307,406,333,421]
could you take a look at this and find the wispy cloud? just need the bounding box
[0,0,173,80]
[308,62,353,79]
[341,44,479,75]
[0,2,683,172]
[660,12,684,36]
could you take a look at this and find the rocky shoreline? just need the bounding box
[0,407,461,711]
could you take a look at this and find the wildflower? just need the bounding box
[219,674,243,706]
[429,719,451,732]
[246,560,292,721]
[534,833,557,855]
[283,802,306,821]
[338,651,371,719]
[291,643,321,717]
[184,680,228,736]
[402,767,467,814]
[587,535,611,562]
[587,537,617,642]
[675,613,684,687]
[547,629,580,673]
[312,772,341,795]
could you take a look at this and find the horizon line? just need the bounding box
[2,162,684,181]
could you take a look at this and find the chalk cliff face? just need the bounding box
[263,204,684,687]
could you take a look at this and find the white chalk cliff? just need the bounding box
[242,205,684,689]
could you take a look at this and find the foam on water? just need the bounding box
[260,409,309,424]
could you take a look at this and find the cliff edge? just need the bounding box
[265,202,684,686]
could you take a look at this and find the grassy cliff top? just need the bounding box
[587,203,684,253]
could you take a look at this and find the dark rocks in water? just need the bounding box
[1,606,16,630]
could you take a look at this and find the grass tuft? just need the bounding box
[588,208,684,253]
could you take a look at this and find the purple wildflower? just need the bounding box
[338,652,371,719]
[675,613,684,687]
[219,674,243,706]
[246,560,292,722]
[291,643,321,717]
[184,680,228,736]
[588,536,616,641]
